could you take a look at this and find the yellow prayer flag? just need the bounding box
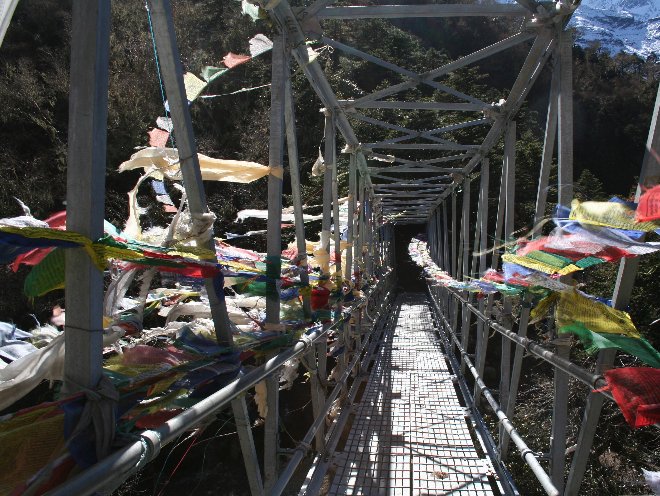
[570,199,660,232]
[556,289,640,338]
[183,72,207,101]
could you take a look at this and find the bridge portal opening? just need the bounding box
[393,224,427,292]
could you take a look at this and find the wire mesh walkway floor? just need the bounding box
[327,293,496,496]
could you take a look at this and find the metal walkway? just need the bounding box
[328,293,495,496]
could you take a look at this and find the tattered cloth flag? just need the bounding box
[183,72,207,101]
[241,0,260,21]
[223,52,251,68]
[201,66,229,83]
[597,367,660,428]
[559,322,660,368]
[636,184,660,222]
[249,34,273,57]
[147,128,169,148]
[150,179,177,213]
[156,116,173,132]
[119,147,276,183]
[164,73,207,111]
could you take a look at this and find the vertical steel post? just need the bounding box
[450,190,459,330]
[64,0,110,394]
[459,176,471,371]
[548,29,573,493]
[441,200,451,317]
[365,195,374,278]
[312,110,335,449]
[436,208,444,270]
[534,54,559,227]
[475,148,507,404]
[500,293,532,459]
[473,159,490,389]
[357,173,366,285]
[331,127,342,286]
[565,83,660,496]
[263,33,286,493]
[321,111,335,278]
[442,201,449,274]
[345,153,357,282]
[231,397,265,496]
[450,190,457,278]
[284,67,311,318]
[498,121,516,450]
[148,0,234,346]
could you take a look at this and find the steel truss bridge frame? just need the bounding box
[1,0,658,495]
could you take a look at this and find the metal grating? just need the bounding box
[327,293,495,496]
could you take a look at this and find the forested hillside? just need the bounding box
[0,1,658,494]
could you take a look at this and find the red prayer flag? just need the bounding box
[599,367,660,428]
[148,128,170,148]
[636,184,660,222]
[11,211,67,272]
[222,52,251,69]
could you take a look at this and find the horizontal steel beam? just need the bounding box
[369,142,480,151]
[341,100,488,111]
[370,167,456,174]
[370,165,463,173]
[376,194,441,198]
[394,154,473,166]
[318,4,529,19]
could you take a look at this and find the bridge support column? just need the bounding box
[472,159,489,398]
[284,62,311,318]
[458,175,471,374]
[498,121,516,455]
[475,141,506,405]
[345,153,357,282]
[264,32,287,493]
[549,29,573,491]
[63,0,110,397]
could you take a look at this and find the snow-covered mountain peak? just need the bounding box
[570,0,660,58]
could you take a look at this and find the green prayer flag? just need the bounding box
[201,66,229,83]
[526,250,575,269]
[560,322,660,368]
[24,248,65,297]
[574,256,605,269]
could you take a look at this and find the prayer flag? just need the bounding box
[222,52,251,68]
[636,184,660,222]
[600,367,660,428]
[570,199,660,232]
[556,290,640,338]
[560,322,659,367]
[147,128,169,148]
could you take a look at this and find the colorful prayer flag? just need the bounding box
[556,290,640,338]
[222,52,251,68]
[636,184,660,222]
[559,322,660,368]
[600,367,660,428]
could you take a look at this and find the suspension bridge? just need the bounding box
[0,1,658,495]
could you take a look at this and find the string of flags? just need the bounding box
[410,194,660,428]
